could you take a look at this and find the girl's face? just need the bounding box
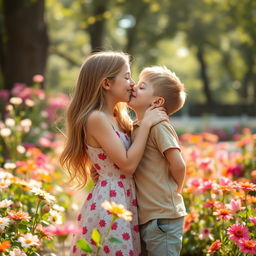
[109,62,135,103]
[128,75,155,111]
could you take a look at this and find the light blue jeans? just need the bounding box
[140,217,184,256]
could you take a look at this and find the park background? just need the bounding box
[0,0,255,256]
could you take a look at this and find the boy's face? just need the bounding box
[128,75,155,111]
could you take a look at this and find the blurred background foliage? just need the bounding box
[0,0,256,115]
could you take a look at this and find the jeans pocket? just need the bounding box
[156,219,168,233]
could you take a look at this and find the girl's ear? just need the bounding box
[152,96,165,107]
[101,78,111,90]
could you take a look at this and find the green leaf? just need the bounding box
[77,239,93,253]
[92,228,101,247]
[108,237,123,244]
[30,252,40,256]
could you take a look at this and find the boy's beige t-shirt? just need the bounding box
[132,121,187,225]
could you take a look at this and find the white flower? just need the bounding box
[6,104,14,112]
[0,199,13,208]
[0,216,10,230]
[4,162,16,170]
[5,118,15,127]
[17,145,26,154]
[0,127,11,137]
[52,204,65,212]
[10,248,28,256]
[18,233,39,248]
[10,97,22,105]
[0,178,11,189]
[20,119,32,133]
[25,99,35,107]
[48,209,63,224]
[30,187,55,203]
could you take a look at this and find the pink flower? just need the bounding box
[33,74,44,83]
[44,222,81,236]
[250,217,256,225]
[226,199,243,214]
[226,165,243,177]
[90,203,96,210]
[198,228,213,241]
[227,224,250,243]
[0,90,10,100]
[77,214,82,221]
[219,177,232,186]
[133,225,139,232]
[199,180,214,192]
[238,239,256,254]
[82,226,87,234]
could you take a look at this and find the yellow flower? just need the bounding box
[101,200,132,221]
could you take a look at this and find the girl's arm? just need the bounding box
[164,149,186,193]
[87,107,167,174]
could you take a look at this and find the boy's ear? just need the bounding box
[152,96,165,107]
[101,78,111,90]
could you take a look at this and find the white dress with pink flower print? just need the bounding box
[71,129,141,256]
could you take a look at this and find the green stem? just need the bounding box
[31,199,41,233]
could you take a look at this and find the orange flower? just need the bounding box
[101,201,132,221]
[184,212,198,232]
[208,240,222,254]
[213,208,233,221]
[202,132,219,143]
[8,210,31,221]
[0,240,11,252]
[236,182,256,192]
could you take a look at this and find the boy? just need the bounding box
[129,66,187,256]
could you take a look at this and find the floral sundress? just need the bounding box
[70,129,141,256]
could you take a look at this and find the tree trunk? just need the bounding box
[3,0,48,90]
[87,0,109,52]
[196,46,214,107]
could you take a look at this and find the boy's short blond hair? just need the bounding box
[140,66,186,115]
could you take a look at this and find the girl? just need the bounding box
[60,52,167,256]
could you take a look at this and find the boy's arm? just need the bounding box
[164,149,186,193]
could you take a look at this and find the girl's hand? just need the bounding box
[90,167,99,183]
[141,106,169,128]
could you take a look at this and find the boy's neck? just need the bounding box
[135,109,146,123]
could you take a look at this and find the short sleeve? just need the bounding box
[150,121,180,155]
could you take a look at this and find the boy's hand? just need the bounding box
[90,167,99,183]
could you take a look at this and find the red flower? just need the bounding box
[72,245,77,253]
[98,153,107,160]
[129,250,134,256]
[110,190,116,197]
[90,239,96,246]
[104,245,110,253]
[120,174,126,179]
[127,189,131,197]
[116,251,123,256]
[133,225,139,232]
[122,232,130,240]
[99,219,106,227]
[132,199,137,206]
[77,214,82,221]
[111,222,118,230]
[118,181,124,188]
[87,193,92,201]
[101,180,108,187]
[90,203,96,210]
[94,164,101,170]
[82,226,87,234]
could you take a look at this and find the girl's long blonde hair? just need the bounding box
[60,52,132,188]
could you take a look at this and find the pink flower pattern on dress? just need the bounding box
[70,129,141,255]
